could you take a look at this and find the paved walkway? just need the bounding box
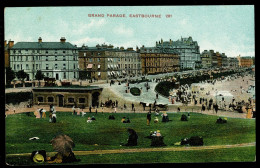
[6,142,256,157]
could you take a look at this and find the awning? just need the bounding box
[108,65,110,69]
[117,71,120,75]
[107,71,110,76]
[98,72,101,76]
[87,64,93,69]
[98,65,100,68]
[111,71,115,75]
[111,64,114,68]
[122,70,126,74]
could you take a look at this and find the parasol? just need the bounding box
[50,134,75,154]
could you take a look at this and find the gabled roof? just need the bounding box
[11,42,77,50]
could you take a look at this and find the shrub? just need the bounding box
[130,87,141,96]
[5,92,32,105]
[155,81,175,97]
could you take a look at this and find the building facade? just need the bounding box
[78,44,141,80]
[4,40,14,68]
[221,53,228,67]
[170,37,201,69]
[216,52,222,67]
[200,50,212,69]
[138,42,180,74]
[33,86,103,108]
[227,57,239,68]
[237,55,254,67]
[9,37,78,81]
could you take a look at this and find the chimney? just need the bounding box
[38,37,42,43]
[8,40,14,48]
[127,47,133,51]
[60,37,66,43]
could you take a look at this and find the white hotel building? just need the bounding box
[9,37,78,80]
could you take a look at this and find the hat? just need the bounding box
[33,154,44,163]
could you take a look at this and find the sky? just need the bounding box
[4,6,255,57]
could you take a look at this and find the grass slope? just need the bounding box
[5,112,255,164]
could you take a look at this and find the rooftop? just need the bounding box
[11,42,77,50]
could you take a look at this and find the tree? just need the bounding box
[5,67,16,85]
[35,70,45,86]
[16,70,29,87]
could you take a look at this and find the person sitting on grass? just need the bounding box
[181,114,188,121]
[46,134,80,163]
[109,114,115,120]
[121,117,126,123]
[123,128,138,146]
[162,112,169,122]
[154,117,159,123]
[87,117,92,123]
[123,117,130,123]
[150,130,166,146]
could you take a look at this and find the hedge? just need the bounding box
[5,92,33,105]
[155,81,175,97]
[130,87,141,96]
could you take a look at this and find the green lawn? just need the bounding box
[5,112,256,164]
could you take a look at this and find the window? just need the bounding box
[18,50,21,53]
[63,51,66,54]
[84,53,86,56]
[32,56,34,61]
[46,64,49,70]
[74,72,76,78]
[37,97,44,102]
[63,72,66,79]
[55,50,57,54]
[13,50,16,54]
[79,98,85,103]
[46,72,49,77]
[74,64,76,69]
[17,64,20,70]
[26,64,29,70]
[37,50,40,53]
[55,64,58,70]
[98,58,101,62]
[47,97,54,102]
[89,58,92,62]
[55,56,57,61]
[73,56,76,61]
[68,98,75,103]
[33,64,35,70]
[26,56,28,61]
[46,50,48,54]
[32,50,35,53]
[36,64,38,70]
[46,56,48,61]
[63,64,66,69]
[14,64,16,70]
[63,56,66,61]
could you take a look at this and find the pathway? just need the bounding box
[6,142,256,157]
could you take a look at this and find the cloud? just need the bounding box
[113,24,134,37]
[72,19,107,35]
[71,36,106,46]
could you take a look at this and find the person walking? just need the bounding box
[215,104,219,114]
[89,106,92,113]
[132,103,134,111]
[201,104,206,113]
[146,111,152,126]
